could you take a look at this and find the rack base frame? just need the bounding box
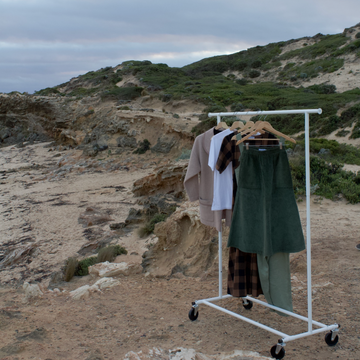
[188,109,340,359]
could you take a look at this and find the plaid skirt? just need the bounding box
[227,247,263,297]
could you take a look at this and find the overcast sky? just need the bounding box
[1,0,359,94]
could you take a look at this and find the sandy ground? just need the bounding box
[1,142,360,360]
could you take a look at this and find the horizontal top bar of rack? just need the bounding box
[208,109,322,117]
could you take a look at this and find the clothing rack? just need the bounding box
[188,109,340,359]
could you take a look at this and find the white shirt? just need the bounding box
[208,129,233,211]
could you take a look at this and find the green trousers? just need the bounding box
[257,252,293,315]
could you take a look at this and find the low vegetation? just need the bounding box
[290,154,360,204]
[64,244,127,281]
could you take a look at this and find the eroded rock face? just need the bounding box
[141,202,218,277]
[132,162,187,197]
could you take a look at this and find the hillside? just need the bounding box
[1,24,360,360]
[1,25,360,148]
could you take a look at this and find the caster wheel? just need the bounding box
[188,307,198,321]
[325,331,339,346]
[243,300,253,310]
[270,344,285,359]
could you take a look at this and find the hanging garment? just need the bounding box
[227,247,263,298]
[208,129,233,211]
[184,127,232,232]
[216,131,263,299]
[227,146,305,257]
[215,131,240,208]
[257,252,292,314]
[216,131,278,188]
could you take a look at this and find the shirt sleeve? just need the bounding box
[216,133,241,174]
[184,135,202,201]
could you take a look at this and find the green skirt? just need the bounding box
[227,147,305,256]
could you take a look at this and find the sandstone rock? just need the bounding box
[69,277,120,300]
[116,135,137,148]
[93,277,120,290]
[125,208,144,225]
[78,207,113,227]
[0,244,37,269]
[132,163,187,197]
[141,194,180,216]
[69,284,92,300]
[151,135,176,153]
[109,222,126,230]
[141,201,218,278]
[124,347,272,360]
[88,261,129,278]
[59,129,78,146]
[23,282,43,301]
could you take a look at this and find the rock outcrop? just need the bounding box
[132,162,188,197]
[141,201,218,277]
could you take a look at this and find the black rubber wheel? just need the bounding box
[325,332,339,346]
[270,345,285,359]
[243,300,253,310]
[188,307,198,321]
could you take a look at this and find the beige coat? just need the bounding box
[184,127,232,231]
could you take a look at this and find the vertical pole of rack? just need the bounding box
[216,114,223,298]
[219,226,223,297]
[304,111,312,333]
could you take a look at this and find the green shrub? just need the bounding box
[307,84,337,94]
[97,245,128,262]
[133,139,151,154]
[350,120,360,139]
[138,213,168,237]
[289,155,360,203]
[75,256,98,276]
[63,244,128,279]
[64,257,79,282]
[234,61,247,71]
[340,103,360,123]
[138,206,178,237]
[251,60,262,68]
[235,78,248,85]
[249,70,261,78]
[317,115,341,135]
[68,87,98,97]
[335,129,350,137]
[101,86,143,100]
[34,87,60,96]
[294,138,360,165]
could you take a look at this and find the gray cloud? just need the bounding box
[1,0,359,93]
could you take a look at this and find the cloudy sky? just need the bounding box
[1,0,359,94]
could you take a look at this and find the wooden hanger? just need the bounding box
[215,122,229,130]
[230,121,244,131]
[231,121,255,140]
[236,121,296,145]
[240,121,265,134]
[243,138,282,150]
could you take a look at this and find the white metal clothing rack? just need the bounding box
[188,109,340,359]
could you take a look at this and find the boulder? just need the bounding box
[69,285,93,300]
[69,277,121,300]
[151,135,176,153]
[116,135,137,148]
[88,261,129,278]
[132,162,187,197]
[23,282,43,301]
[141,201,218,278]
[93,277,120,290]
